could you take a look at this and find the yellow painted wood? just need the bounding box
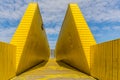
[90,45,97,78]
[11,59,96,80]
[55,3,96,75]
[10,3,50,75]
[0,42,16,80]
[118,39,120,80]
[1,2,119,80]
[95,44,99,79]
[105,41,113,80]
[91,39,120,80]
[113,40,118,80]
[101,43,105,80]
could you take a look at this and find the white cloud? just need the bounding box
[91,26,100,31]
[45,26,60,35]
[38,0,120,23]
[0,0,120,22]
[93,25,120,43]
[0,27,16,42]
[112,26,120,30]
[102,26,111,31]
[48,40,56,49]
[0,1,27,20]
[77,0,120,22]
[0,0,120,48]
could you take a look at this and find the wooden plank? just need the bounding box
[0,42,16,80]
[96,44,101,79]
[105,41,113,80]
[112,40,118,80]
[99,43,105,80]
[94,44,99,79]
[118,39,120,80]
[90,45,95,77]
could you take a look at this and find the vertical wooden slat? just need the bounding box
[105,41,113,80]
[118,40,120,80]
[0,42,16,80]
[91,39,120,80]
[113,40,118,80]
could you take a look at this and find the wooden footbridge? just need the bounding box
[0,3,120,80]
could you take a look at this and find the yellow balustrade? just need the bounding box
[0,42,16,80]
[91,39,120,80]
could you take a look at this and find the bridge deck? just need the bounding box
[12,59,95,80]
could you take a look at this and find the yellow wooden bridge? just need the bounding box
[0,3,120,80]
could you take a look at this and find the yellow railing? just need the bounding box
[91,39,120,80]
[0,42,16,80]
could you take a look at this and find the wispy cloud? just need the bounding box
[0,27,16,42]
[80,0,120,22]
[0,0,120,49]
[48,40,56,49]
[0,1,28,20]
[45,26,60,35]
[91,25,120,43]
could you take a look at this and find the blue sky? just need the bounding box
[0,0,120,49]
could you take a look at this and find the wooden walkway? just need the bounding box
[12,59,95,80]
